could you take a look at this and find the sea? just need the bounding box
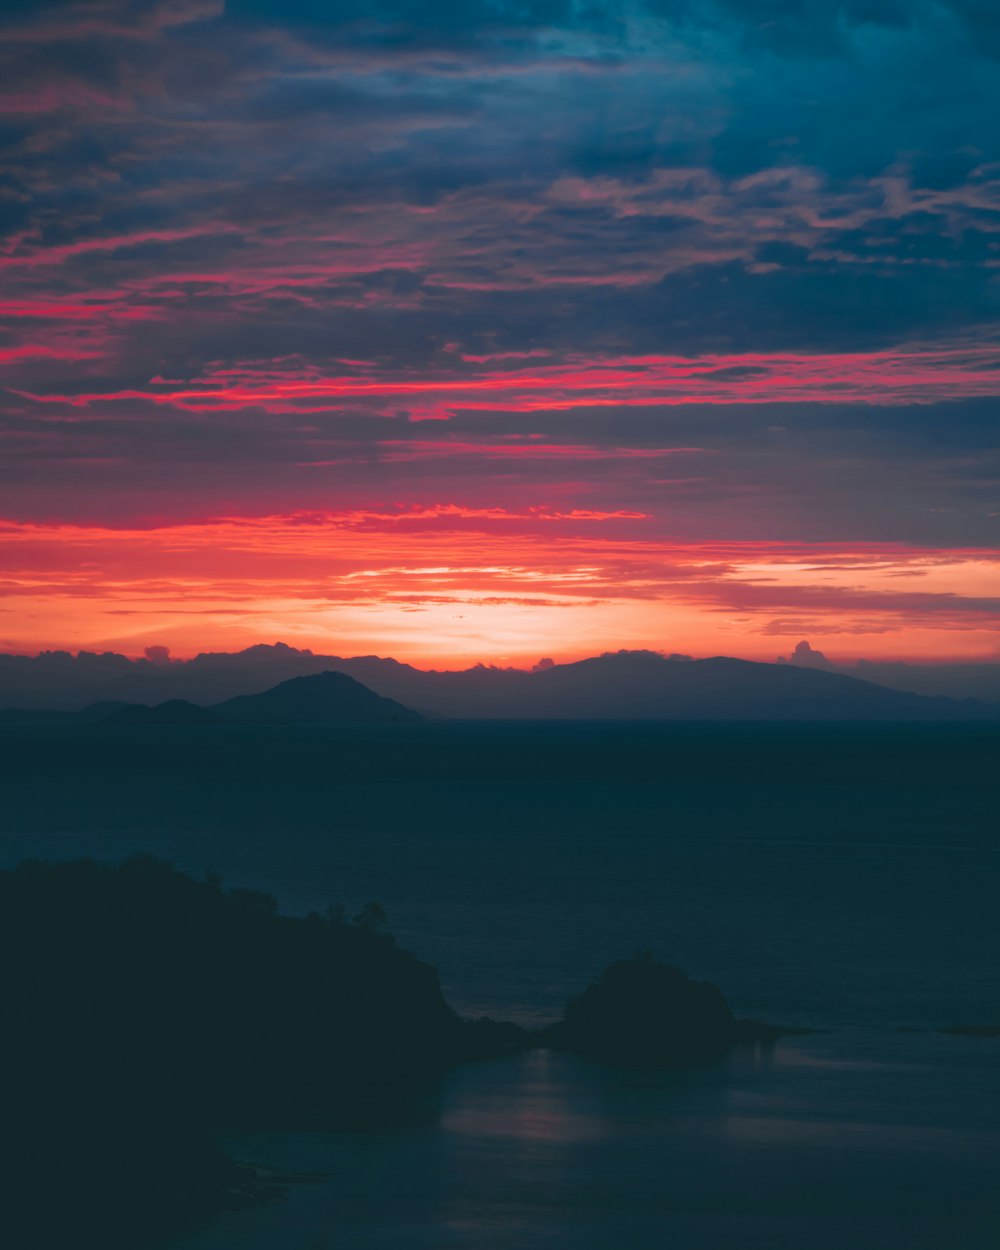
[2,721,998,1249]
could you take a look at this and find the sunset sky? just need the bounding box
[2,0,998,665]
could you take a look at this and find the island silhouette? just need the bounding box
[1,648,997,725]
[541,953,790,1064]
[6,856,791,1250]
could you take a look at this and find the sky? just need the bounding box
[1,0,999,665]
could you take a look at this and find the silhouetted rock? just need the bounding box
[212,670,423,725]
[103,698,219,727]
[542,954,787,1065]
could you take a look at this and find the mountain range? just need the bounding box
[34,672,423,729]
[0,645,996,724]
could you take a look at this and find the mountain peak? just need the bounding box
[212,670,423,726]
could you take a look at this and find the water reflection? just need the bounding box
[163,1033,1000,1250]
[442,1050,608,1143]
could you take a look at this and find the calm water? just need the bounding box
[155,1035,1000,1250]
[2,722,998,1247]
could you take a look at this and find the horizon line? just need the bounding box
[2,640,999,672]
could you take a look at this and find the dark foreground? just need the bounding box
[4,856,784,1249]
[2,722,998,1248]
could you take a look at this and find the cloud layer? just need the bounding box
[1,0,998,660]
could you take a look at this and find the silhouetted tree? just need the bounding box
[0,856,489,1248]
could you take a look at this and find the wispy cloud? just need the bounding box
[1,0,998,658]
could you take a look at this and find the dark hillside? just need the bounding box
[212,670,424,725]
[1,857,474,1247]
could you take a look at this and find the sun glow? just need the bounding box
[2,513,997,665]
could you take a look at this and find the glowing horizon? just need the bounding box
[2,3,998,664]
[3,512,997,667]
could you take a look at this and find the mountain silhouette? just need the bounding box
[308,649,998,720]
[211,670,424,725]
[509,651,993,720]
[0,644,996,721]
[103,699,219,728]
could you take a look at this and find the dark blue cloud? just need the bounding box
[0,0,997,548]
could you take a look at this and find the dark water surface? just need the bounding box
[2,722,998,1247]
[158,1035,1000,1250]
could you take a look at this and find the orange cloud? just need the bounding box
[1,512,997,665]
